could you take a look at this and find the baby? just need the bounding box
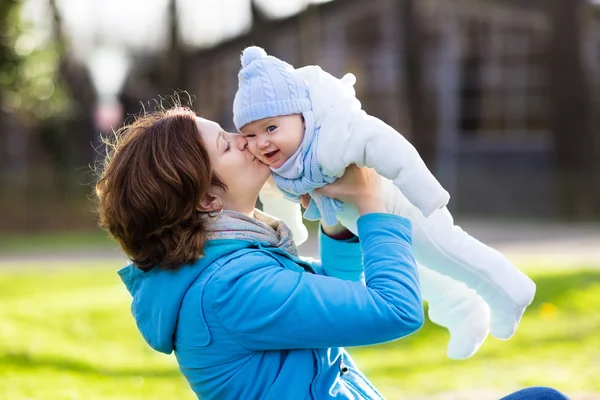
[233,46,536,359]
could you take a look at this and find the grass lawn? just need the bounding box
[0,260,598,400]
[0,230,116,253]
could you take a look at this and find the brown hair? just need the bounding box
[95,106,225,271]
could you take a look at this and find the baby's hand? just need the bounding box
[300,194,311,209]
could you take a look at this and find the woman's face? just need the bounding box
[197,117,271,213]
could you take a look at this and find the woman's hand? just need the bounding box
[316,165,385,216]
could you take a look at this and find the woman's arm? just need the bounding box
[296,192,364,281]
[299,170,382,282]
[318,224,364,282]
[207,212,423,351]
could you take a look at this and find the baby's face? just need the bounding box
[240,114,305,169]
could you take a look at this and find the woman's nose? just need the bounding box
[230,133,248,150]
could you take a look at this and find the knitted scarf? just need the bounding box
[204,209,299,257]
[271,110,343,226]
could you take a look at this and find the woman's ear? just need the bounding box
[197,192,223,213]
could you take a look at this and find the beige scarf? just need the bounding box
[204,209,299,257]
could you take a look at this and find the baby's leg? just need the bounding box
[379,177,536,340]
[336,182,491,359]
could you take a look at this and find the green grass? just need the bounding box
[0,261,598,400]
[0,230,117,253]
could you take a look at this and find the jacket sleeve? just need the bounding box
[318,227,364,283]
[207,213,423,351]
[298,230,362,282]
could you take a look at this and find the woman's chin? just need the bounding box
[255,161,272,179]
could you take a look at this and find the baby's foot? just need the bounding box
[419,265,491,360]
[484,276,536,340]
[489,303,530,340]
[428,290,491,360]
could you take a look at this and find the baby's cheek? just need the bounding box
[247,142,262,157]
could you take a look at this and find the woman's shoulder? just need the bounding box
[212,246,287,277]
[180,247,280,302]
[211,245,314,286]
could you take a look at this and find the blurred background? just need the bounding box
[0,0,599,399]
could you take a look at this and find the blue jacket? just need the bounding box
[118,213,423,399]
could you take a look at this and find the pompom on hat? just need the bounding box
[240,46,267,68]
[233,46,311,131]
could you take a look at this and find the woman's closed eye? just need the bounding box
[266,125,277,132]
[244,134,256,139]
[224,140,231,151]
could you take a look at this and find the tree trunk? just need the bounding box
[161,0,181,93]
[48,0,96,166]
[398,0,437,169]
[0,0,22,183]
[547,0,596,219]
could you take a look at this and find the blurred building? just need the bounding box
[2,0,599,233]
[172,0,600,218]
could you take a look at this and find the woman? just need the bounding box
[96,105,567,400]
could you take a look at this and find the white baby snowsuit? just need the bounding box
[259,66,536,359]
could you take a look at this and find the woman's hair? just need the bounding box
[95,105,225,271]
